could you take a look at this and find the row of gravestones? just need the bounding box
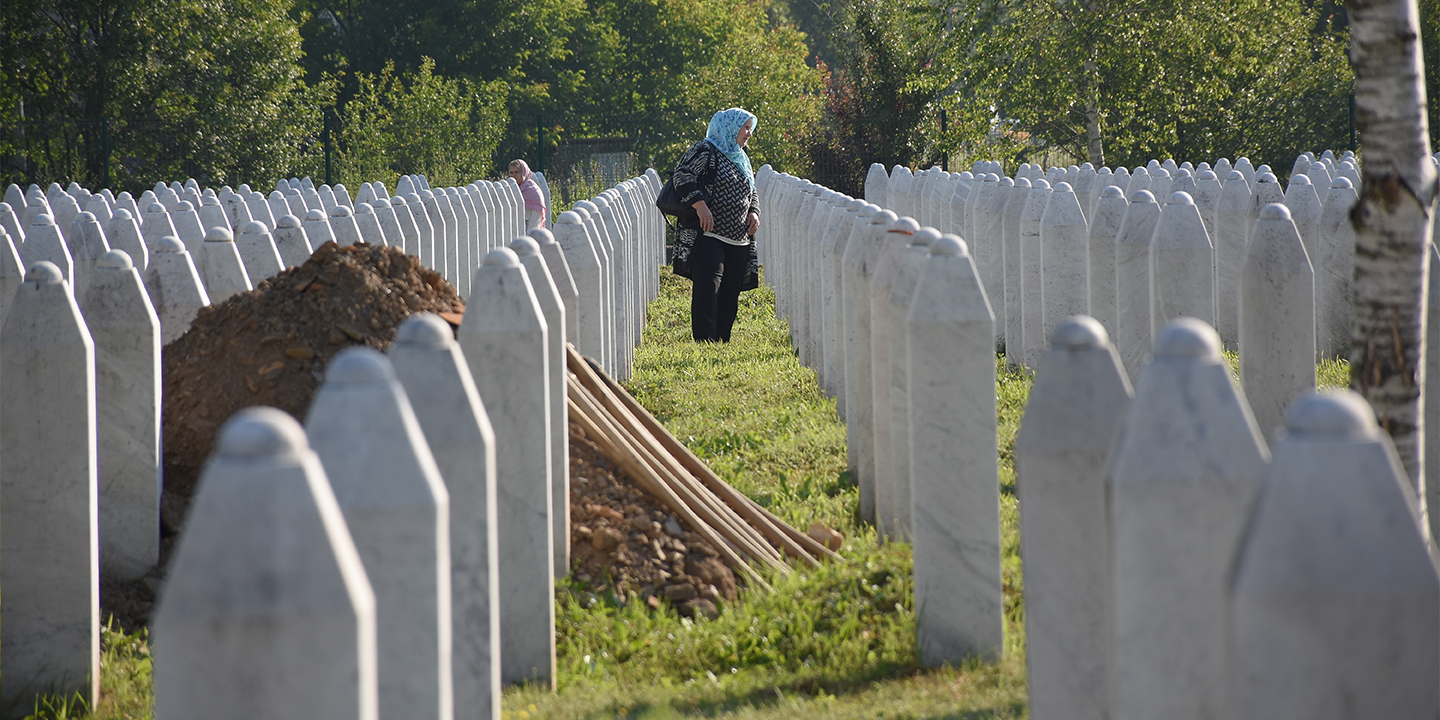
[758,167,1437,716]
[0,171,665,720]
[757,149,1363,529]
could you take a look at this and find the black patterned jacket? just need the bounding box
[672,139,761,243]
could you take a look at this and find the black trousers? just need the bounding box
[690,235,750,342]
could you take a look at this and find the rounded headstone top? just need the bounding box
[1175,168,1192,179]
[240,220,270,235]
[276,215,301,229]
[889,217,921,234]
[1227,170,1246,182]
[1259,203,1292,221]
[931,234,968,256]
[1081,162,1095,171]
[1285,390,1378,438]
[1052,315,1108,348]
[355,202,375,215]
[1198,162,1212,171]
[76,211,96,222]
[1257,172,1278,184]
[1331,177,1354,189]
[912,227,941,246]
[1033,178,1051,190]
[867,210,897,226]
[557,210,582,225]
[1166,191,1195,206]
[420,189,435,200]
[325,346,395,384]
[1132,190,1158,205]
[328,205,353,218]
[97,250,134,270]
[373,198,391,209]
[113,208,133,220]
[205,226,234,242]
[390,195,408,207]
[509,235,540,256]
[1152,168,1171,178]
[1153,317,1221,359]
[846,198,868,211]
[26,261,64,285]
[396,313,454,348]
[147,202,167,214]
[202,195,221,206]
[998,177,1014,187]
[1197,170,1218,181]
[1291,174,1312,186]
[959,171,974,180]
[484,247,520,268]
[155,236,186,253]
[177,200,194,212]
[1100,185,1125,199]
[1054,181,1074,193]
[1257,164,1272,174]
[527,228,556,245]
[30,213,55,227]
[304,209,326,222]
[217,407,308,458]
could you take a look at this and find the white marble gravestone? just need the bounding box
[390,314,501,720]
[1149,192,1214,333]
[1016,316,1131,720]
[1232,390,1438,720]
[143,236,210,344]
[1113,191,1161,382]
[82,250,161,583]
[457,248,555,688]
[306,348,453,720]
[1110,318,1268,720]
[906,234,1002,667]
[199,226,254,304]
[1239,204,1315,441]
[0,262,99,714]
[508,236,570,578]
[235,220,285,282]
[153,407,378,720]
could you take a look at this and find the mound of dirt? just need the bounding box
[96,242,466,634]
[161,240,465,503]
[568,423,738,619]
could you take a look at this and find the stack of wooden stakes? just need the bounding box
[565,344,841,590]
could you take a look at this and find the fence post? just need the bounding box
[939,109,948,172]
[102,117,111,191]
[324,110,333,187]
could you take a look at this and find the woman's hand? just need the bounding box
[747,212,759,236]
[694,200,714,232]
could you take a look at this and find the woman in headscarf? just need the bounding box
[509,159,548,230]
[672,107,760,342]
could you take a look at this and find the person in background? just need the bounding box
[672,107,760,342]
[509,159,547,230]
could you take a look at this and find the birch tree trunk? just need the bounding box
[1348,0,1438,501]
[1083,58,1104,167]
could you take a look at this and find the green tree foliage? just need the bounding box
[938,0,1353,171]
[809,0,950,194]
[531,0,824,175]
[1,0,327,191]
[336,58,509,189]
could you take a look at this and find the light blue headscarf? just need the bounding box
[706,108,757,189]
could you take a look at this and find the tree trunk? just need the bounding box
[1348,0,1437,502]
[1083,59,1104,167]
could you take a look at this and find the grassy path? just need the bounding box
[504,270,1029,720]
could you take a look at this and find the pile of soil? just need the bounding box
[102,241,464,633]
[568,423,739,619]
